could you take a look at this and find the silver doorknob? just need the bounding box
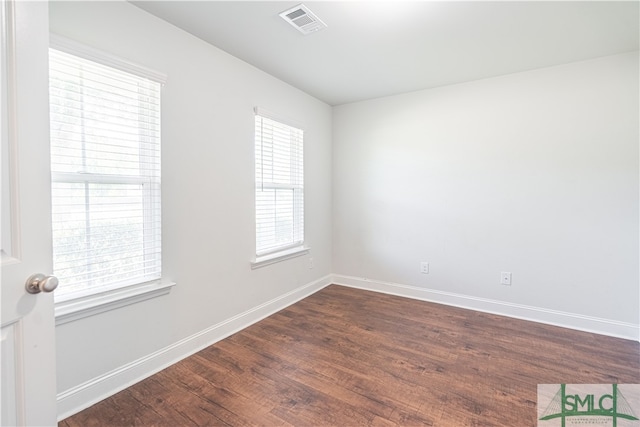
[25,274,59,294]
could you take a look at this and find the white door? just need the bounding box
[1,0,57,426]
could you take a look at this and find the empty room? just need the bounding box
[1,1,638,426]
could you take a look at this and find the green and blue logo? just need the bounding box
[538,384,639,427]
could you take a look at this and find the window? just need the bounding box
[254,109,304,260]
[49,44,163,302]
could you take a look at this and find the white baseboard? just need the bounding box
[331,274,640,342]
[57,272,639,421]
[56,274,332,421]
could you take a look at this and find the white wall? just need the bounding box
[333,52,639,330]
[50,0,332,414]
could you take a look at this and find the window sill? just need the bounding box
[251,246,310,269]
[54,280,176,326]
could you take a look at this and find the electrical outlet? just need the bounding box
[420,262,429,274]
[308,258,314,269]
[500,272,512,286]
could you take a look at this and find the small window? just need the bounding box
[254,110,304,258]
[49,47,162,301]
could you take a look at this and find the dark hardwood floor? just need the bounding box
[60,285,640,426]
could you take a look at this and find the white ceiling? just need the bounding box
[132,1,639,106]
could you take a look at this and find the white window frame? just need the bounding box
[49,35,174,324]
[251,108,308,269]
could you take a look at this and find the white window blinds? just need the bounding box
[49,47,162,301]
[255,111,304,256]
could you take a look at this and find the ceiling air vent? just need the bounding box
[279,4,327,35]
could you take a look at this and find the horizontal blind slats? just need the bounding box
[55,256,162,278]
[255,114,304,255]
[52,242,162,259]
[50,47,162,300]
[50,58,161,101]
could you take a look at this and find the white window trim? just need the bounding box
[55,280,175,325]
[251,246,310,270]
[50,33,167,84]
[49,34,170,319]
[253,108,305,265]
[253,107,302,130]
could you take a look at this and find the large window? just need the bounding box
[254,110,304,258]
[49,44,162,301]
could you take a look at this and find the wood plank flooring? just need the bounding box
[60,285,640,426]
